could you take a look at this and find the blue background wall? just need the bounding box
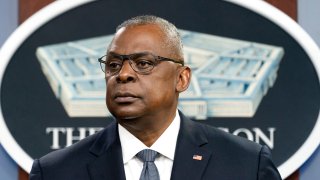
[0,1,19,179]
[297,0,320,178]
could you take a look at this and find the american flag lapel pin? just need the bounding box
[193,154,202,161]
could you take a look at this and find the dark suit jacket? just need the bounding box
[30,112,281,180]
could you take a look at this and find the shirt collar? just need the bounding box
[118,110,181,164]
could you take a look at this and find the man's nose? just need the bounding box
[116,60,136,83]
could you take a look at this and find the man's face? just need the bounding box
[105,24,181,121]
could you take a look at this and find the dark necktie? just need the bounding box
[136,149,160,180]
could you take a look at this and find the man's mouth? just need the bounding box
[114,92,139,103]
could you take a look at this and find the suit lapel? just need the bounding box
[171,112,212,180]
[87,121,126,180]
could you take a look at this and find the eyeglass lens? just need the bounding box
[101,53,157,75]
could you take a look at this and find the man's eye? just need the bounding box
[108,61,122,69]
[135,60,154,69]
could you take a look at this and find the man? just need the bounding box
[30,15,281,180]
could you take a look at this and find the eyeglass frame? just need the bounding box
[98,52,184,75]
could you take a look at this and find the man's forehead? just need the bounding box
[108,24,168,54]
[115,24,165,38]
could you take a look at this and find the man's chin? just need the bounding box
[116,115,139,120]
[107,102,144,119]
[110,110,142,121]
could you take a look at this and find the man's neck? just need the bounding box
[118,110,176,147]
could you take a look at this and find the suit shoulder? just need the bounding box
[38,128,102,167]
[199,123,262,153]
[179,112,263,154]
[30,122,119,179]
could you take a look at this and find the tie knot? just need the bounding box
[136,149,158,162]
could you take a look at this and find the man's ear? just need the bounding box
[176,66,191,92]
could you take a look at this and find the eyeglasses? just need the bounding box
[98,52,184,76]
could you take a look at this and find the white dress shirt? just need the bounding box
[118,111,180,180]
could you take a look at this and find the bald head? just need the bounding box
[112,15,184,61]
